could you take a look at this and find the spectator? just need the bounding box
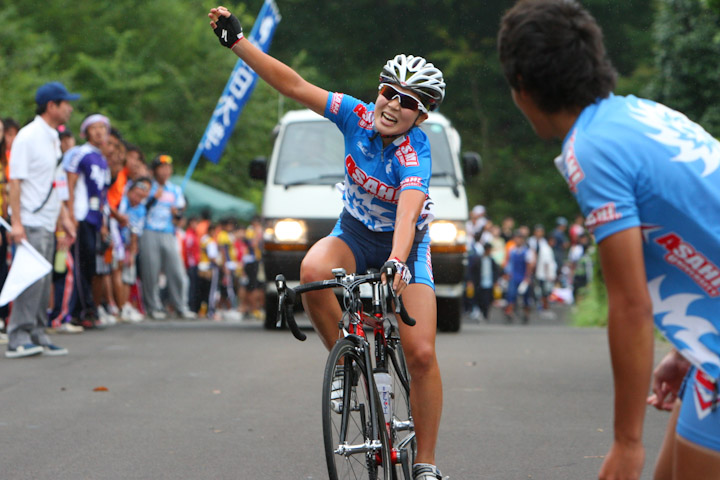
[139,154,194,319]
[198,222,222,319]
[488,224,506,267]
[117,177,151,323]
[466,204,487,246]
[58,125,75,153]
[0,120,10,332]
[528,224,557,317]
[47,126,83,334]
[503,230,534,324]
[465,231,485,318]
[124,144,148,181]
[6,81,78,358]
[99,128,129,323]
[232,222,248,313]
[568,213,585,246]
[216,218,239,311]
[551,216,569,284]
[470,242,501,321]
[65,113,113,329]
[196,208,212,239]
[239,216,265,321]
[3,117,19,168]
[569,233,593,302]
[500,216,515,243]
[183,216,201,313]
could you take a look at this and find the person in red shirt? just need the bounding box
[183,217,201,313]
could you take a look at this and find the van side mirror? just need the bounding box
[249,156,268,182]
[462,151,481,179]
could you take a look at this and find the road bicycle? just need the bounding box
[276,262,417,480]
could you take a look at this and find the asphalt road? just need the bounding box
[0,308,672,480]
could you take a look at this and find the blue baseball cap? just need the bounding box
[35,82,81,106]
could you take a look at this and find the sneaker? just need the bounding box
[71,314,97,330]
[6,343,43,358]
[150,310,167,320]
[55,322,84,334]
[107,304,120,316]
[97,306,118,326]
[413,463,444,480]
[180,310,197,320]
[121,304,144,323]
[42,344,68,356]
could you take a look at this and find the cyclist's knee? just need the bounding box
[300,256,327,284]
[404,342,438,377]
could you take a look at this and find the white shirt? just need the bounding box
[532,237,557,282]
[9,116,65,231]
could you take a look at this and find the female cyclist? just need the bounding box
[208,6,446,480]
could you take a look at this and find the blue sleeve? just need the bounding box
[395,132,431,196]
[565,133,640,243]
[324,92,370,136]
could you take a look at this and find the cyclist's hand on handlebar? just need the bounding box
[382,257,412,295]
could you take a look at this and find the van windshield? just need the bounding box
[273,119,457,187]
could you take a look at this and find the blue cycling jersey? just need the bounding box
[556,94,720,380]
[324,92,432,232]
[145,180,185,234]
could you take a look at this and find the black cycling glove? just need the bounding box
[214,14,244,48]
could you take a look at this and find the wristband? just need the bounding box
[214,14,244,48]
[389,257,412,285]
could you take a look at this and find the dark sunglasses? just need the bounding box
[378,84,427,113]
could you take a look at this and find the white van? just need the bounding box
[250,109,479,332]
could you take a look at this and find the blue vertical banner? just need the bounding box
[182,0,281,189]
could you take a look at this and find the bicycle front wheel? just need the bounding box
[323,337,392,480]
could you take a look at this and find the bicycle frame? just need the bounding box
[276,265,416,478]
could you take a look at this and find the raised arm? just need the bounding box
[208,6,328,116]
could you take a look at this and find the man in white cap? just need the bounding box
[6,81,78,358]
[466,204,487,245]
[64,113,113,329]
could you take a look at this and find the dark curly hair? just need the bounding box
[498,0,617,113]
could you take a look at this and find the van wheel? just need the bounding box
[264,293,284,330]
[436,298,462,332]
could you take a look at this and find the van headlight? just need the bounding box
[428,221,466,250]
[270,219,307,243]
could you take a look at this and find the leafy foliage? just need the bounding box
[646,0,720,136]
[0,0,687,228]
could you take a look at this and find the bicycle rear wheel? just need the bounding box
[323,337,392,480]
[387,340,416,479]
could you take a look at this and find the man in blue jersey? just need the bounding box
[499,1,720,479]
[208,6,446,479]
[139,155,195,320]
[65,113,112,329]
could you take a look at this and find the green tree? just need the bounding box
[0,0,659,219]
[646,0,720,136]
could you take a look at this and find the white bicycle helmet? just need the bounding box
[380,54,446,111]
